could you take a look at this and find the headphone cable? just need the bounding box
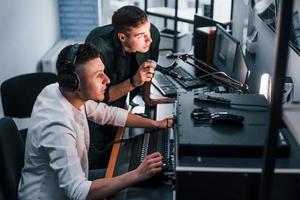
[89,130,154,154]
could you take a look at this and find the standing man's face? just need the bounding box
[118,21,152,53]
[77,57,110,102]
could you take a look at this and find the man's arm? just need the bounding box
[87,152,163,200]
[125,112,173,129]
[142,25,174,106]
[142,82,175,107]
[108,60,156,102]
[87,169,140,199]
[86,100,173,128]
[108,79,135,102]
[43,125,92,200]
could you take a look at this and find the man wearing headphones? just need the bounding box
[85,5,173,170]
[18,43,173,199]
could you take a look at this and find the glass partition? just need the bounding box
[252,0,300,54]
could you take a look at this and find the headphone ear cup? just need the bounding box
[58,71,80,92]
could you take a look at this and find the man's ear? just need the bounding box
[118,32,126,42]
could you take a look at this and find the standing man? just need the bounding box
[18,43,173,200]
[85,5,173,107]
[85,5,173,169]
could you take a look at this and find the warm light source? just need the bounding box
[259,73,271,101]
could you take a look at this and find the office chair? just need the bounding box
[0,72,57,142]
[0,117,24,200]
[1,72,57,118]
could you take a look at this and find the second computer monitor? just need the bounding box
[213,24,239,76]
[232,44,250,85]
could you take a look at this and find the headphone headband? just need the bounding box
[58,43,81,92]
[65,43,80,67]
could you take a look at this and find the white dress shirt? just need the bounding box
[18,83,128,200]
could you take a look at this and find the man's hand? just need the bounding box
[134,152,163,182]
[155,117,174,129]
[132,60,156,87]
[144,97,175,107]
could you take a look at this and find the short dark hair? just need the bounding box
[56,43,100,73]
[112,5,148,34]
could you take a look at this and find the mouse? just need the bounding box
[191,107,211,121]
[211,112,244,125]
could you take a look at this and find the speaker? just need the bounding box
[58,44,80,92]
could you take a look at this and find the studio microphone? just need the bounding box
[155,61,186,80]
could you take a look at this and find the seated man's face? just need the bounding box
[120,20,152,53]
[78,57,110,102]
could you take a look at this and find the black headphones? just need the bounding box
[58,43,81,92]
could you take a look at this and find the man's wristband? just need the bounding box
[130,76,138,88]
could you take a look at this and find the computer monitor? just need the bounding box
[232,44,250,84]
[213,24,239,76]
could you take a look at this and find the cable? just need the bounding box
[197,71,228,79]
[114,133,149,143]
[197,71,233,89]
[156,61,187,80]
[197,70,244,92]
[179,54,218,73]
[90,130,155,154]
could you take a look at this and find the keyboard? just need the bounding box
[193,86,211,95]
[128,129,172,172]
[172,66,205,89]
[152,72,177,96]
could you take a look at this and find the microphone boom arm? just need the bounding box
[178,54,248,93]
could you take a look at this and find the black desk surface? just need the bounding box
[176,91,300,168]
[176,92,290,157]
[108,57,300,199]
[109,101,300,200]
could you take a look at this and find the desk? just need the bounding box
[104,57,300,199]
[105,102,300,200]
[175,92,300,200]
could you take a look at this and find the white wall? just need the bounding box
[0,0,60,86]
